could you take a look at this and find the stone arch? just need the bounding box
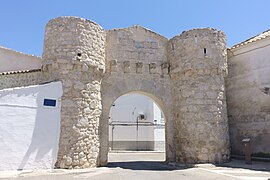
[42,16,230,168]
[99,77,175,166]
[104,90,167,121]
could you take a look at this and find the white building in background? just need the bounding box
[227,30,270,156]
[109,93,165,151]
[0,46,41,72]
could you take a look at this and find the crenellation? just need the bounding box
[123,61,131,73]
[149,62,157,74]
[161,62,169,75]
[106,59,169,76]
[0,16,235,170]
[110,59,118,72]
[136,62,143,73]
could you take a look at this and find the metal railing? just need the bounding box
[109,121,165,151]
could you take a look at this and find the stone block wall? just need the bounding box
[42,17,106,168]
[0,70,45,89]
[99,26,174,165]
[168,28,230,163]
[42,18,231,166]
[106,26,167,65]
[0,16,233,169]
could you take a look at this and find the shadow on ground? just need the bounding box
[107,161,186,171]
[217,158,270,172]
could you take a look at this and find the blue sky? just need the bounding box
[0,0,270,56]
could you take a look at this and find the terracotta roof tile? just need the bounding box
[231,29,270,49]
[0,69,41,75]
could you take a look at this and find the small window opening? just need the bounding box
[171,43,174,50]
[204,48,207,55]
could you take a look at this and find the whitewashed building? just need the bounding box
[0,16,270,170]
[0,82,62,170]
[109,93,165,151]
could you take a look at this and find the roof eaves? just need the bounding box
[230,29,270,50]
[0,69,41,75]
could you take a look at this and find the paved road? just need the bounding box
[1,152,270,180]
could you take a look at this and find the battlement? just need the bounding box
[2,15,270,170]
[107,59,169,76]
[0,16,230,169]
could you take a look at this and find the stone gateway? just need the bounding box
[1,16,269,170]
[41,16,229,168]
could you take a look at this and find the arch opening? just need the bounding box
[107,91,166,162]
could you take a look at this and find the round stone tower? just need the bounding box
[168,28,230,163]
[42,16,106,168]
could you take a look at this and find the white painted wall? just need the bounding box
[109,93,165,150]
[110,93,155,124]
[0,81,62,170]
[109,94,155,142]
[153,102,165,150]
[227,37,270,155]
[0,46,41,73]
[153,103,164,124]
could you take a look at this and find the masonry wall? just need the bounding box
[100,26,174,164]
[0,16,234,169]
[0,71,47,89]
[0,46,41,73]
[227,39,270,157]
[42,17,106,168]
[168,28,230,163]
